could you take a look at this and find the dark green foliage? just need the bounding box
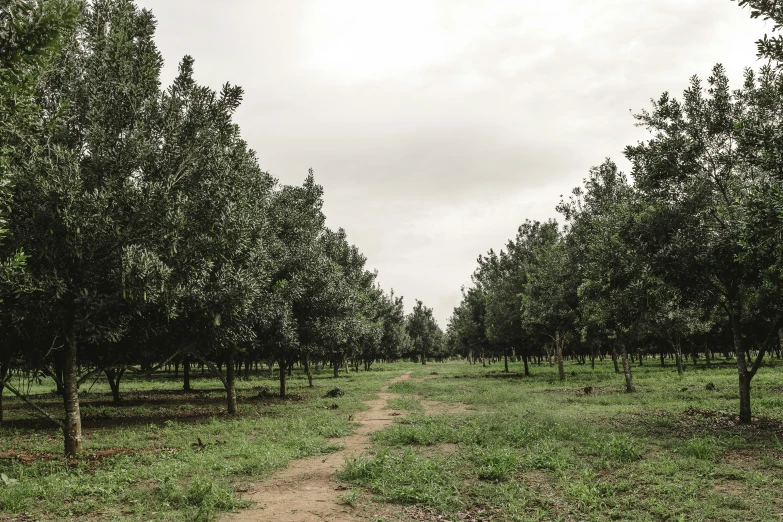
[324,386,345,398]
[734,0,783,60]
[0,0,409,455]
[406,300,445,364]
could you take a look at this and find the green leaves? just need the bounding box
[407,299,443,363]
[734,0,783,61]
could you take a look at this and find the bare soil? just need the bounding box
[223,371,415,522]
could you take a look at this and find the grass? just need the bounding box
[385,396,424,413]
[0,363,417,520]
[338,356,783,521]
[2,356,783,521]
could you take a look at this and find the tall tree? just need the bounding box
[627,65,783,422]
[407,300,441,365]
[520,220,579,381]
[0,0,78,426]
[5,0,167,455]
[560,161,643,392]
[143,54,274,414]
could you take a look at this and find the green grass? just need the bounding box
[385,395,424,413]
[0,363,419,520]
[338,356,783,521]
[3,356,783,521]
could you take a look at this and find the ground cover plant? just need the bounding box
[0,363,414,521]
[340,359,783,522]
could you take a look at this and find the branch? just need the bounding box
[0,378,64,429]
[125,348,185,378]
[749,317,783,378]
[40,365,64,389]
[189,351,227,388]
[77,355,124,385]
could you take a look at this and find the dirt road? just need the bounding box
[224,371,414,522]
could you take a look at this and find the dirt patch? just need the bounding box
[435,443,459,455]
[721,448,783,469]
[404,504,502,521]
[223,372,414,522]
[615,408,783,442]
[479,373,528,380]
[712,483,745,495]
[417,443,460,459]
[521,470,550,489]
[1,387,316,431]
[407,374,442,383]
[0,447,177,467]
[420,400,470,415]
[540,385,624,396]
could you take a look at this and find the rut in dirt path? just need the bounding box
[223,371,413,522]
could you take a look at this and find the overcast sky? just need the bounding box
[137,0,767,326]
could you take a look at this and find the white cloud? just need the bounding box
[139,0,768,324]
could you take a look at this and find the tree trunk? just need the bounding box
[333,359,339,378]
[0,358,7,426]
[504,352,509,373]
[279,359,287,398]
[611,348,620,374]
[739,368,752,424]
[733,329,753,424]
[620,342,635,393]
[183,356,192,391]
[555,332,565,381]
[675,340,683,376]
[304,357,314,387]
[226,348,238,415]
[523,354,530,376]
[63,339,83,457]
[105,368,124,403]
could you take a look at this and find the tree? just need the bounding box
[4,0,170,455]
[376,291,410,366]
[142,54,274,414]
[407,300,441,365]
[559,160,644,392]
[627,64,783,422]
[257,173,325,396]
[520,220,579,381]
[0,0,78,426]
[448,286,488,365]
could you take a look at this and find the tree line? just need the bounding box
[448,0,783,425]
[0,0,447,457]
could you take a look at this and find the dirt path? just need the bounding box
[223,371,414,522]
